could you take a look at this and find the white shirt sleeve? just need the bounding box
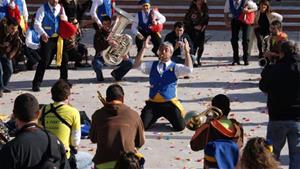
[224,0,230,13]
[90,0,103,26]
[154,10,166,24]
[71,129,81,147]
[139,61,153,75]
[131,13,139,36]
[25,29,40,50]
[34,5,47,36]
[174,64,193,77]
[22,0,28,21]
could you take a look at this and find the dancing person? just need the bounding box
[183,0,209,66]
[133,36,193,131]
[131,0,166,57]
[90,84,145,169]
[224,0,257,65]
[259,40,300,169]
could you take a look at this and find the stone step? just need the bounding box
[26,1,300,31]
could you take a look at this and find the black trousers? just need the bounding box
[24,47,41,70]
[135,31,162,56]
[230,18,250,62]
[190,30,205,63]
[33,38,69,86]
[254,27,269,58]
[140,101,185,131]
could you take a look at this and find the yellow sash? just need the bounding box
[19,16,26,32]
[150,93,186,117]
[51,33,64,66]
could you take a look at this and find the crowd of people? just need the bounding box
[0,0,299,169]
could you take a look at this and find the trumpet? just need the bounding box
[184,106,223,130]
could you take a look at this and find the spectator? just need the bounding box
[39,79,83,169]
[183,0,209,66]
[259,40,300,169]
[0,93,70,169]
[0,16,20,97]
[253,0,282,58]
[164,21,195,65]
[241,137,279,169]
[90,84,145,169]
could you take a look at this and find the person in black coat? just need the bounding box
[259,40,300,169]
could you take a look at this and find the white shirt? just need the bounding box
[139,60,193,77]
[224,0,257,13]
[34,3,67,36]
[131,9,166,36]
[25,28,40,50]
[89,0,104,26]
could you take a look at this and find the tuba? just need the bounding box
[184,106,223,131]
[102,7,134,66]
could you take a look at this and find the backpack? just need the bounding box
[79,111,91,139]
[31,130,70,169]
[17,123,70,169]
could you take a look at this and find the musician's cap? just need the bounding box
[138,0,150,5]
[59,20,77,39]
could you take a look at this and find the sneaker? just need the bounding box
[2,87,11,93]
[111,71,122,81]
[244,60,249,66]
[32,85,40,92]
[231,61,241,65]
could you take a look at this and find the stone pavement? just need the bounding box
[1,30,299,169]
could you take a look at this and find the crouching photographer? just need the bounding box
[259,20,288,67]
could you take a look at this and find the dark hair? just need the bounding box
[259,0,272,13]
[280,40,299,57]
[106,84,124,102]
[174,21,184,29]
[13,93,39,122]
[241,137,279,169]
[102,15,112,23]
[271,20,282,31]
[51,79,72,102]
[6,16,18,26]
[191,0,208,13]
[211,94,230,116]
[114,152,141,169]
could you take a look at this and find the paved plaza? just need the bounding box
[1,30,300,169]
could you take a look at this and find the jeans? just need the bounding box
[92,56,133,81]
[267,120,300,169]
[76,151,93,169]
[0,54,13,89]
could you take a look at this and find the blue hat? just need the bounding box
[138,0,150,5]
